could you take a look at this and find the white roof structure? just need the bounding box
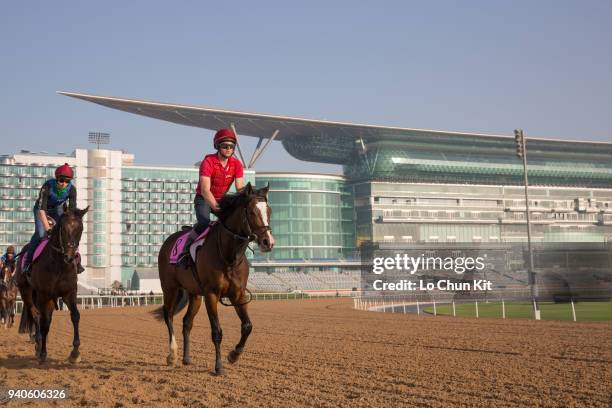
[59,91,604,145]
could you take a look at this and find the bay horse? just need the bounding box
[1,264,18,328]
[15,207,89,364]
[153,183,274,375]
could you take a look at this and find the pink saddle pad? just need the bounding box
[20,238,50,270]
[169,226,212,265]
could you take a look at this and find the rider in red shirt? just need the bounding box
[178,128,244,266]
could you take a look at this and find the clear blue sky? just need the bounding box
[2,1,611,173]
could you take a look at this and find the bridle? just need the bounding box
[50,218,80,264]
[218,204,271,241]
[216,199,272,265]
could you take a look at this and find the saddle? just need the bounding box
[19,216,57,271]
[20,238,50,271]
[169,223,214,265]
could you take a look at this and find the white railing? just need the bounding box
[11,291,356,314]
[14,294,164,313]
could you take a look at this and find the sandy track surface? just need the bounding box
[1,299,611,407]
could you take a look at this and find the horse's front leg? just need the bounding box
[64,293,81,363]
[0,303,5,328]
[36,298,55,364]
[9,302,15,328]
[203,292,224,375]
[228,296,252,364]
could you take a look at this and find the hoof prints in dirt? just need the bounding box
[0,299,610,406]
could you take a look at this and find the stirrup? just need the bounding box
[23,264,32,279]
[177,251,191,268]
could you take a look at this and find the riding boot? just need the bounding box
[75,253,84,274]
[23,243,37,277]
[177,229,199,268]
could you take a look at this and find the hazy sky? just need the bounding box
[2,1,611,173]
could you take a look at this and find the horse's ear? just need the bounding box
[75,206,90,218]
[258,183,270,200]
[245,182,253,195]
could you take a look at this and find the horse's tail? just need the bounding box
[18,301,35,334]
[151,288,188,321]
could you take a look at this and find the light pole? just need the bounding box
[514,129,540,320]
[88,132,110,149]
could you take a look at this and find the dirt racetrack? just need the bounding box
[1,299,611,407]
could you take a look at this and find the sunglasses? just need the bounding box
[57,177,72,184]
[219,143,235,150]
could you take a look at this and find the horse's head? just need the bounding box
[2,264,11,284]
[56,206,89,264]
[244,183,275,252]
[217,183,275,253]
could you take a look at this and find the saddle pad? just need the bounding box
[20,238,49,270]
[169,231,190,264]
[33,239,50,262]
[169,225,212,265]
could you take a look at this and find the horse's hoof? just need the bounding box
[227,350,240,364]
[37,355,47,364]
[213,368,225,376]
[182,357,191,365]
[166,355,176,366]
[69,352,81,364]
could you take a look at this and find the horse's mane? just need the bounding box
[216,190,250,221]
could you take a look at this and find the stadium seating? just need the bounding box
[247,270,361,292]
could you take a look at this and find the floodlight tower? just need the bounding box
[514,128,540,320]
[88,132,110,149]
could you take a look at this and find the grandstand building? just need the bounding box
[2,91,611,294]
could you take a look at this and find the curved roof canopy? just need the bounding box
[59,91,611,147]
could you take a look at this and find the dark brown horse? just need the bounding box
[153,183,274,375]
[1,264,18,329]
[15,207,89,364]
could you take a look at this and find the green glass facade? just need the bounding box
[254,174,355,260]
[283,132,612,187]
[343,138,612,186]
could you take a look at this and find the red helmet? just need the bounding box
[55,163,74,179]
[213,128,237,149]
